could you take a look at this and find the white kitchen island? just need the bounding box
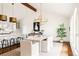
[20,35,48,56]
[20,35,54,56]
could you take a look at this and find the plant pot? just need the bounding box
[60,39,63,43]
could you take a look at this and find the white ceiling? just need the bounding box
[31,3,79,19]
[42,3,79,18]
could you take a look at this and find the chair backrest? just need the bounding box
[0,41,3,48]
[10,38,16,46]
[16,37,23,43]
[1,39,9,48]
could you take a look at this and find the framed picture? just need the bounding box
[33,22,40,31]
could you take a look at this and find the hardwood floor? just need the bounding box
[0,43,20,55]
[60,42,73,56]
[0,41,73,56]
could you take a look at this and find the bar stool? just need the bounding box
[0,41,2,48]
[10,38,16,46]
[1,39,9,48]
[16,37,23,43]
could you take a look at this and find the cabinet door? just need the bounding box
[32,42,39,56]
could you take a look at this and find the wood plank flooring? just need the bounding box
[0,41,73,56]
[0,43,20,54]
[60,42,73,56]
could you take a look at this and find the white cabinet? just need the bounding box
[41,39,47,52]
[32,42,39,56]
[47,36,53,52]
[41,36,53,52]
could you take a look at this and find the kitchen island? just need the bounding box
[20,35,48,56]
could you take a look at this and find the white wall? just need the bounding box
[0,3,70,42]
[0,3,38,40]
[40,11,70,41]
[70,8,79,56]
[33,3,70,41]
[0,3,37,35]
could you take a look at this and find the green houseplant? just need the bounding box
[57,24,67,42]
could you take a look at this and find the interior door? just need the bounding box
[70,8,79,56]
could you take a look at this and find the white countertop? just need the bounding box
[27,35,47,42]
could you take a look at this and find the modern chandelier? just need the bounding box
[34,3,48,25]
[9,3,17,23]
[0,3,7,31]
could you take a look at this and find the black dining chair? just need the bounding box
[16,37,24,43]
[9,38,16,46]
[0,41,3,48]
[1,39,9,48]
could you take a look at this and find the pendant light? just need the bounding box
[0,4,7,31]
[34,3,47,25]
[0,4,7,21]
[0,15,7,21]
[9,17,16,23]
[9,3,17,31]
[9,3,17,23]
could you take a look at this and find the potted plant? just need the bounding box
[57,24,67,42]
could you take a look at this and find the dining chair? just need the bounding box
[16,37,24,43]
[1,39,9,48]
[10,38,16,46]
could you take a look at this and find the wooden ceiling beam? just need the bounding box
[21,3,37,12]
